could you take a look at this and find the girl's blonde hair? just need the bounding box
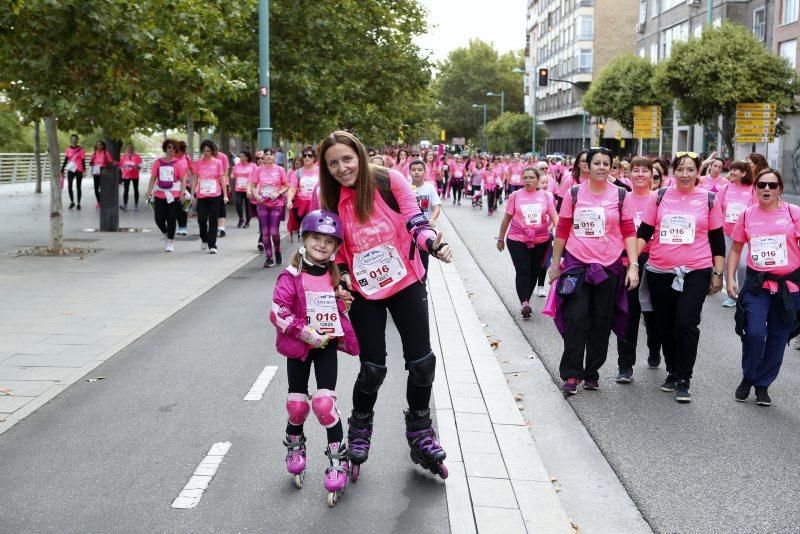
[289,232,342,287]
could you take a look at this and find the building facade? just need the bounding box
[525,0,638,155]
[773,0,800,192]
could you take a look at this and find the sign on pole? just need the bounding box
[633,105,661,140]
[735,103,777,144]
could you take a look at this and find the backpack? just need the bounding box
[570,184,626,219]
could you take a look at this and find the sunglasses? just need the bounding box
[675,151,699,159]
[302,153,314,158]
[590,146,612,154]
[165,145,175,150]
[756,181,780,190]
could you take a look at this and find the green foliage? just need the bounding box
[583,54,669,132]
[432,40,525,141]
[484,112,547,154]
[653,21,799,154]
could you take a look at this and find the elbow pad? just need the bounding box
[406,213,436,250]
[637,223,655,242]
[708,227,726,257]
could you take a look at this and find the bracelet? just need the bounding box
[712,270,723,277]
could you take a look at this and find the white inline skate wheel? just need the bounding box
[294,472,304,489]
[327,491,337,507]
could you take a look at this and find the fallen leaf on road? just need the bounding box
[481,323,487,327]
[489,340,500,350]
[514,393,524,401]
[550,476,558,483]
[555,487,562,493]
[571,520,580,532]
[516,403,524,410]
[86,377,106,383]
[512,373,519,377]
[0,415,6,422]
[527,354,537,359]
[0,387,12,395]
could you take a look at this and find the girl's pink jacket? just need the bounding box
[270,265,359,360]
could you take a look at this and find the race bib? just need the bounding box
[454,172,463,178]
[259,184,277,199]
[66,161,77,173]
[573,207,605,237]
[305,290,343,336]
[158,165,175,188]
[235,176,249,190]
[725,202,746,224]
[750,235,788,268]
[353,244,407,296]
[91,165,102,176]
[520,203,542,226]
[660,214,696,244]
[199,179,218,195]
[300,176,317,193]
[510,174,522,185]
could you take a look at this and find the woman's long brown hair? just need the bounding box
[318,131,376,224]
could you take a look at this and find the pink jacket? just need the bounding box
[335,169,436,300]
[270,265,359,360]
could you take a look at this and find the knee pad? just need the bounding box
[407,352,436,387]
[354,361,388,395]
[311,389,340,428]
[286,393,310,426]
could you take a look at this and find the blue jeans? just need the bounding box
[741,289,800,387]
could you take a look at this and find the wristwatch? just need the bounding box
[712,270,723,277]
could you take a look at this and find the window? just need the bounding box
[782,0,799,24]
[577,49,593,72]
[693,25,703,39]
[578,16,594,40]
[638,0,648,31]
[753,8,766,40]
[661,21,689,59]
[651,0,659,18]
[660,0,682,13]
[780,39,797,68]
[639,47,646,58]
[650,42,658,63]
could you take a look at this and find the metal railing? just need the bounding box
[0,153,161,184]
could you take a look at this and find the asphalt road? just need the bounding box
[0,248,448,533]
[444,196,800,534]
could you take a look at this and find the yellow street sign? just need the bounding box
[737,103,777,111]
[736,135,774,143]
[634,132,659,139]
[736,126,776,135]
[736,111,777,119]
[736,119,776,127]
[440,130,446,141]
[634,105,661,113]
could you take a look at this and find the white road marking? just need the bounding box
[171,441,231,509]
[243,365,278,401]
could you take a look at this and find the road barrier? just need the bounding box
[0,153,160,184]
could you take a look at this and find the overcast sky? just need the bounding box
[414,0,528,63]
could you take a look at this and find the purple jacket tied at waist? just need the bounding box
[553,251,629,338]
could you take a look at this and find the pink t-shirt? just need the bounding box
[150,158,186,200]
[629,191,655,254]
[64,146,86,173]
[641,186,724,270]
[483,171,499,191]
[559,182,634,266]
[718,182,755,236]
[451,163,466,179]
[732,202,800,277]
[507,163,525,186]
[558,175,576,198]
[232,162,258,192]
[701,175,729,193]
[394,160,410,177]
[505,188,557,246]
[192,158,225,198]
[290,166,320,201]
[249,164,289,207]
[89,150,113,175]
[119,153,142,180]
[215,152,230,174]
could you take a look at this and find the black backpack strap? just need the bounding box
[375,169,400,213]
[655,187,667,206]
[570,185,579,208]
[617,186,626,218]
[707,191,715,211]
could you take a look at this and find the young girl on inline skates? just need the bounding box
[270,210,360,507]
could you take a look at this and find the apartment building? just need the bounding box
[525,0,638,155]
[774,0,800,191]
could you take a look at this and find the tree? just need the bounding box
[583,54,669,132]
[653,21,798,155]
[484,112,547,154]
[432,40,525,141]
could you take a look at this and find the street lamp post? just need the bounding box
[486,91,505,115]
[512,67,537,155]
[472,103,488,151]
[258,0,273,150]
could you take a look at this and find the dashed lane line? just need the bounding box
[171,441,231,509]
[243,365,279,401]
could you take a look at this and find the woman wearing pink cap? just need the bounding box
[548,147,639,395]
[728,168,800,407]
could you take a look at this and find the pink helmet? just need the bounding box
[300,210,344,241]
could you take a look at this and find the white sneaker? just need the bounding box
[201,242,208,251]
[536,286,547,297]
[209,248,218,255]
[165,243,174,252]
[177,227,188,236]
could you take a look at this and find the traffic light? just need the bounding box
[538,68,549,87]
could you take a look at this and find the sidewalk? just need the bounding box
[0,182,264,434]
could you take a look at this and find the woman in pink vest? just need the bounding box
[318,130,452,481]
[88,140,114,208]
[146,139,187,252]
[61,134,86,210]
[118,142,142,211]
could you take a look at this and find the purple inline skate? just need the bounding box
[405,409,448,479]
[283,434,307,488]
[324,442,350,507]
[346,411,373,482]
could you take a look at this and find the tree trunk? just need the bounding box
[719,113,735,159]
[102,128,123,161]
[45,117,63,251]
[219,131,230,158]
[186,116,195,158]
[34,120,42,194]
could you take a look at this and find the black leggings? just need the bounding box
[153,197,180,239]
[486,189,498,211]
[196,196,222,248]
[452,181,463,203]
[123,179,139,206]
[234,191,251,222]
[506,238,549,303]
[617,258,661,369]
[67,171,83,204]
[348,281,433,413]
[177,186,190,229]
[286,341,343,443]
[92,174,101,204]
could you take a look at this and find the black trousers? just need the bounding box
[92,174,101,203]
[122,179,139,206]
[286,341,342,443]
[196,196,222,248]
[348,281,433,412]
[646,269,712,381]
[234,191,251,222]
[506,238,549,303]
[67,171,83,204]
[486,189,497,211]
[153,197,180,239]
[452,182,463,203]
[558,271,619,381]
[617,257,662,369]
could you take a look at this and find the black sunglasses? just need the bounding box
[756,181,780,190]
[302,153,314,158]
[590,146,613,155]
